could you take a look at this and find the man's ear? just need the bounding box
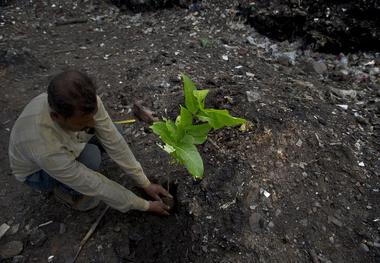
[50,111,60,121]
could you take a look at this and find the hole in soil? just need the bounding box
[160,179,178,213]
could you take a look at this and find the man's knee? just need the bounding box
[77,144,101,171]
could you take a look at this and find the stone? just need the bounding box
[246,90,261,103]
[277,55,291,66]
[0,223,10,239]
[360,243,369,252]
[328,216,343,227]
[0,241,23,259]
[312,60,327,74]
[268,221,275,228]
[275,209,282,217]
[59,223,66,234]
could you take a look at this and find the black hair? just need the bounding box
[47,70,97,118]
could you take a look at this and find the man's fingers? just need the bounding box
[154,194,162,202]
[159,186,173,198]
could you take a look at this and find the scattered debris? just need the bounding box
[260,188,271,198]
[0,223,10,240]
[38,220,53,228]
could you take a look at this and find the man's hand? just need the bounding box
[143,183,172,202]
[148,201,170,216]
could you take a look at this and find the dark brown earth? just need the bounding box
[0,0,379,262]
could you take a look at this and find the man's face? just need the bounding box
[51,110,97,132]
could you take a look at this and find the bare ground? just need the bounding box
[0,0,379,262]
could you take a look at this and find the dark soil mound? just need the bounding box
[240,0,380,53]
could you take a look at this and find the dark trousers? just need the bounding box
[25,143,101,195]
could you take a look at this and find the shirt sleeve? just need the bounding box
[36,150,150,212]
[93,96,151,188]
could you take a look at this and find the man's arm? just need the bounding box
[36,151,150,212]
[93,97,151,188]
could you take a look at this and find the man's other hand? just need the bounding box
[148,201,170,216]
[143,183,172,202]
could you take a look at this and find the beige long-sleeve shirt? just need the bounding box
[8,93,150,212]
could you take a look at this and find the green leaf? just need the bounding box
[198,109,246,130]
[173,138,204,179]
[150,122,175,145]
[165,120,176,136]
[185,123,211,144]
[199,38,211,48]
[193,89,209,110]
[177,106,193,128]
[182,74,198,114]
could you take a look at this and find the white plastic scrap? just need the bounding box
[260,188,271,198]
[358,161,365,167]
[220,199,236,209]
[222,55,229,61]
[337,104,348,110]
[246,36,255,45]
[364,60,375,66]
[48,255,55,263]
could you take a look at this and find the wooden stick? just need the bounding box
[72,205,110,263]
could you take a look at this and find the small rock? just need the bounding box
[268,221,275,228]
[330,88,357,100]
[245,72,255,78]
[312,60,327,74]
[360,243,369,252]
[246,90,260,102]
[328,216,343,227]
[59,223,66,234]
[0,223,10,239]
[277,55,291,66]
[0,241,23,259]
[113,226,121,233]
[275,209,282,217]
[201,245,208,253]
[29,228,47,247]
[296,139,303,147]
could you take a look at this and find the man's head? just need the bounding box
[48,70,98,132]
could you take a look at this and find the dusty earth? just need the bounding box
[0,0,379,262]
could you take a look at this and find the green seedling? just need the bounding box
[199,38,212,48]
[150,74,246,179]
